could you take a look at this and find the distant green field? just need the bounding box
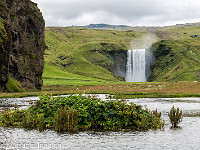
[44,27,143,85]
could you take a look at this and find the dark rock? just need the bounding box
[0,0,45,91]
[110,50,127,79]
[101,50,127,79]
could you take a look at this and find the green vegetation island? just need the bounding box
[0,94,164,132]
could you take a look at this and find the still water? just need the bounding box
[0,95,200,150]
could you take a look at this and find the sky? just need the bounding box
[32,0,200,27]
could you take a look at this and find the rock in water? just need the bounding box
[0,0,45,91]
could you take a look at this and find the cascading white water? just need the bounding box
[125,49,155,82]
[125,49,146,82]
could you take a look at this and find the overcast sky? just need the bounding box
[32,0,200,27]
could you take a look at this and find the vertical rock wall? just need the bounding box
[0,0,45,91]
[0,0,11,92]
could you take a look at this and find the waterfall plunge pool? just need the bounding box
[0,95,200,150]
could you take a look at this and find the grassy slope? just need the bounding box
[44,27,142,85]
[149,25,200,81]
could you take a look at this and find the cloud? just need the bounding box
[32,0,200,26]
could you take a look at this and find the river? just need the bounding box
[0,95,200,150]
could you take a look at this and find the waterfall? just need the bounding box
[125,49,155,82]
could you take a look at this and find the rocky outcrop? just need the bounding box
[0,0,45,91]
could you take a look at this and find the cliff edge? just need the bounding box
[0,0,45,92]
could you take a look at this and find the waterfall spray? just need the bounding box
[126,33,157,82]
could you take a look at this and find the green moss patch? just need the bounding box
[6,77,25,92]
[0,17,7,43]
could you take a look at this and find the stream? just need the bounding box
[0,95,200,150]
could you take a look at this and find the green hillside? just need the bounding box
[44,24,200,86]
[149,25,200,81]
[44,27,142,85]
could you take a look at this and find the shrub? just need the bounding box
[168,106,183,128]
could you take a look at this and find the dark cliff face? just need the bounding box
[0,0,11,91]
[0,0,45,91]
[8,0,45,90]
[108,50,127,79]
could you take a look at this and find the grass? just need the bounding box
[149,25,200,82]
[1,81,200,98]
[44,25,200,86]
[43,64,110,85]
[0,17,7,42]
[44,27,143,85]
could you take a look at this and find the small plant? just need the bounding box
[152,109,161,118]
[22,111,45,131]
[168,106,183,128]
[151,115,165,129]
[53,106,79,132]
